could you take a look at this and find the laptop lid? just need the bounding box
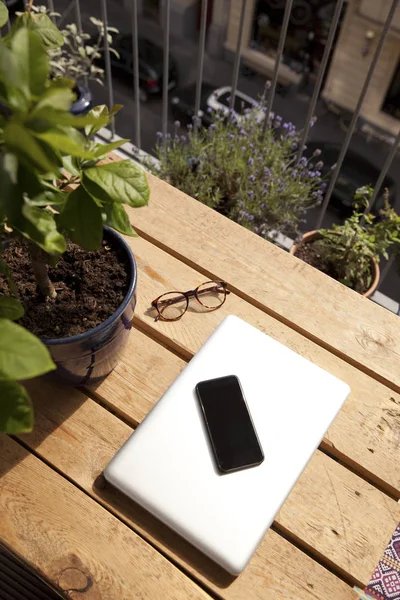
[104,315,350,575]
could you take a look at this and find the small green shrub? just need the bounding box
[315,186,400,292]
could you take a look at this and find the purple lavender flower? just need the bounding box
[309,116,317,128]
[156,131,163,138]
[180,135,187,142]
[248,158,254,165]
[249,174,256,182]
[239,128,246,135]
[241,146,246,151]
[207,107,212,114]
[292,142,298,150]
[187,123,193,131]
[299,156,308,166]
[228,133,234,139]
[312,148,322,157]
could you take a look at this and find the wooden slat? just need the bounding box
[0,437,210,600]
[95,235,400,499]
[125,170,400,392]
[26,375,400,586]
[19,380,358,599]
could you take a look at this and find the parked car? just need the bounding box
[98,33,178,102]
[305,141,396,215]
[171,84,263,127]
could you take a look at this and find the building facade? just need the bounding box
[212,0,400,135]
[132,0,400,136]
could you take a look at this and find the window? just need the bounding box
[382,61,400,120]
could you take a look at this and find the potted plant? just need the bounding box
[0,6,149,433]
[18,4,119,115]
[150,107,326,239]
[290,186,400,297]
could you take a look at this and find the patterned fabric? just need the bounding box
[363,524,400,600]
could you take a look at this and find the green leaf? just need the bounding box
[0,296,24,320]
[92,139,130,158]
[18,204,66,255]
[11,28,49,96]
[32,107,109,129]
[59,186,103,251]
[84,104,121,137]
[62,155,80,177]
[27,189,66,207]
[0,380,33,434]
[33,130,95,158]
[28,12,64,49]
[0,1,8,28]
[103,203,137,236]
[4,122,60,174]
[0,318,56,380]
[83,160,149,207]
[31,86,75,114]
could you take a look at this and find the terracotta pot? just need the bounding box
[290,230,380,298]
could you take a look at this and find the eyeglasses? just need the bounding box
[151,281,230,322]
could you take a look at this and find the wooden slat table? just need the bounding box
[2,164,400,600]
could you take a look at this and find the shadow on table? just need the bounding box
[93,474,236,590]
[0,378,87,478]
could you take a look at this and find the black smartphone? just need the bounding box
[195,375,264,474]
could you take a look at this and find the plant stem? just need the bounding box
[27,0,34,13]
[27,241,57,299]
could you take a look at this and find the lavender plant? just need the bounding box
[151,105,326,238]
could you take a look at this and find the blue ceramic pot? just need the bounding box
[70,82,93,116]
[44,227,137,386]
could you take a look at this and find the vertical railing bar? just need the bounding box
[316,0,400,230]
[194,0,208,125]
[57,1,75,27]
[229,0,246,111]
[100,0,115,137]
[48,0,55,22]
[363,127,400,217]
[263,0,294,130]
[75,0,83,35]
[162,0,171,148]
[131,0,141,148]
[75,0,88,88]
[296,0,344,164]
[378,255,395,287]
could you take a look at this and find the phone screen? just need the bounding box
[196,375,264,473]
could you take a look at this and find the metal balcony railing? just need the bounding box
[8,0,400,308]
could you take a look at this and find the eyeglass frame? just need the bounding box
[151,280,230,322]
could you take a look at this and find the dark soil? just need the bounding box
[294,240,370,294]
[0,237,130,338]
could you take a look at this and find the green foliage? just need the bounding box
[48,15,119,85]
[59,185,103,251]
[83,160,150,208]
[0,315,55,434]
[0,9,149,434]
[0,380,33,434]
[151,109,326,238]
[315,186,400,292]
[0,1,8,28]
[7,10,64,49]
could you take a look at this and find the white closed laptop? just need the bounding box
[104,315,350,575]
